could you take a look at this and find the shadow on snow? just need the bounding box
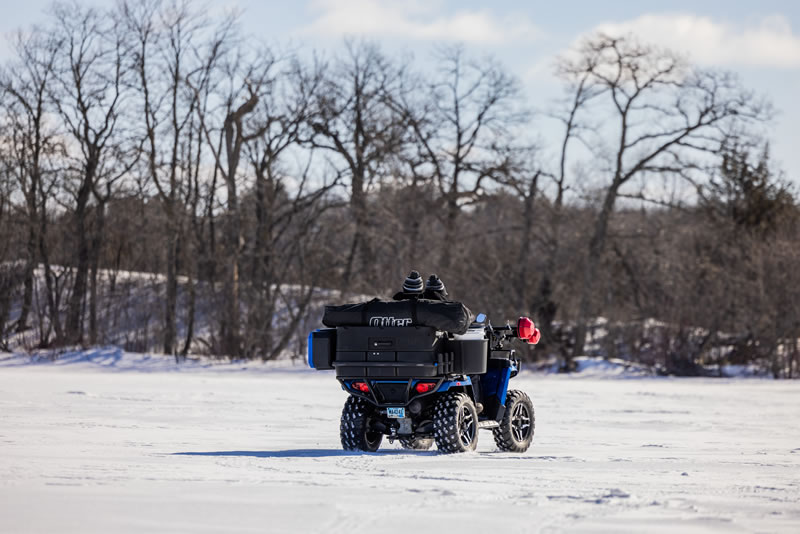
[172,449,440,458]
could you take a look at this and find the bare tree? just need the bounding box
[191,32,278,356]
[122,0,214,355]
[3,3,797,377]
[532,62,602,367]
[559,33,771,362]
[0,29,62,337]
[305,41,406,290]
[182,97,214,357]
[0,105,20,347]
[397,46,524,271]
[50,2,131,344]
[491,148,543,310]
[240,59,338,358]
[180,13,238,356]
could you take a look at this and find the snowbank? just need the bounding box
[0,347,309,374]
[0,348,779,380]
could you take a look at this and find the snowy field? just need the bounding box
[1,350,799,533]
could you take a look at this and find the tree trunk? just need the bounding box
[181,260,195,360]
[89,202,106,346]
[529,178,561,354]
[163,215,178,355]
[532,216,564,363]
[249,169,274,357]
[342,175,367,290]
[65,180,93,344]
[220,173,241,357]
[16,218,37,333]
[441,191,459,271]
[0,268,12,348]
[516,176,538,311]
[571,184,619,361]
[38,206,61,344]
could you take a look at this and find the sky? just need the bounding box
[2,0,799,183]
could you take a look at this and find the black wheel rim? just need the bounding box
[511,402,531,443]
[458,405,476,447]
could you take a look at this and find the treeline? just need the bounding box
[0,1,797,376]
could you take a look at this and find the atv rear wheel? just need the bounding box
[340,396,383,452]
[493,390,534,452]
[399,436,434,450]
[433,392,478,453]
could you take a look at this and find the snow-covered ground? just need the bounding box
[1,351,798,533]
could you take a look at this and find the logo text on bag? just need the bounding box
[369,316,413,327]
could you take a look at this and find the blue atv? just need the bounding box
[308,303,540,454]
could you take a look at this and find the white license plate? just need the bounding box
[387,407,405,418]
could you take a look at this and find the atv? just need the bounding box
[308,302,540,454]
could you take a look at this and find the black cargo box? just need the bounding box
[445,337,488,375]
[336,326,440,351]
[331,326,488,378]
[334,326,441,378]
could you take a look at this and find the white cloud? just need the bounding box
[593,13,800,69]
[299,0,541,44]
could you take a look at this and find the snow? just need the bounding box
[1,351,799,533]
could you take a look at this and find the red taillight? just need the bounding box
[352,381,369,393]
[517,317,535,340]
[414,382,436,394]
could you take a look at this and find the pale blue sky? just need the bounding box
[2,0,799,182]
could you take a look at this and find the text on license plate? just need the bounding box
[387,407,405,418]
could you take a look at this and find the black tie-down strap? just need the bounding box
[323,298,473,334]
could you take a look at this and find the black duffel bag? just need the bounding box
[322,298,473,335]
